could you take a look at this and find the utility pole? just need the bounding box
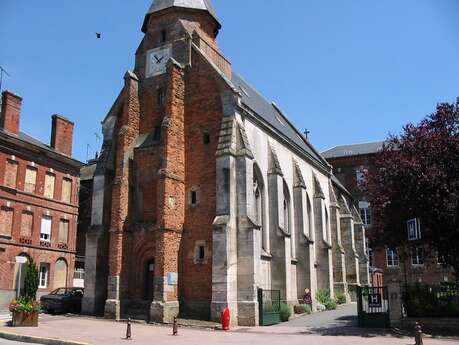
[0,65,11,93]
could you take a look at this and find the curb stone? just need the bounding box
[0,330,90,345]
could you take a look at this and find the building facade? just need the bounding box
[0,91,82,310]
[323,141,455,286]
[82,0,369,326]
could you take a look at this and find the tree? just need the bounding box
[23,258,39,300]
[365,99,459,276]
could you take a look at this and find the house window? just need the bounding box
[407,218,421,241]
[359,201,371,226]
[386,248,399,267]
[160,30,167,43]
[40,216,52,242]
[356,166,367,185]
[20,211,34,238]
[0,207,14,237]
[157,87,165,107]
[24,167,37,193]
[58,219,69,244]
[411,247,424,266]
[62,178,72,203]
[4,160,18,188]
[38,263,50,288]
[44,173,56,199]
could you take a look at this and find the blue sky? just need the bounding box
[1,0,458,162]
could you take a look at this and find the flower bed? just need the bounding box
[9,297,40,327]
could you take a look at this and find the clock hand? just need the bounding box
[154,55,161,63]
[158,56,165,63]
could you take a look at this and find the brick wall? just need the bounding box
[0,140,80,309]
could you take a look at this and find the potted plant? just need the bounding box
[9,258,40,327]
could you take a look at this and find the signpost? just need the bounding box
[15,256,28,298]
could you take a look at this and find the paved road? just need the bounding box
[0,339,37,345]
[278,303,358,328]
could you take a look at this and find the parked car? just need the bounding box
[40,288,84,314]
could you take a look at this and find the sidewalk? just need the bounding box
[0,315,456,345]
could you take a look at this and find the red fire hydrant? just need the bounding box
[221,307,230,331]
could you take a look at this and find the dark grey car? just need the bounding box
[40,288,84,314]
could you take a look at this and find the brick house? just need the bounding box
[81,0,370,326]
[323,141,455,286]
[0,91,83,310]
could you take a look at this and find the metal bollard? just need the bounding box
[125,318,132,340]
[172,316,178,336]
[414,322,423,345]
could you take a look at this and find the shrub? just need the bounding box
[24,258,39,300]
[294,304,312,315]
[335,290,347,305]
[279,303,291,322]
[316,289,337,311]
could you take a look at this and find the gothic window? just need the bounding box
[305,195,313,239]
[253,164,267,252]
[283,181,294,258]
[160,30,167,43]
[324,207,331,243]
[157,87,165,107]
[203,132,211,145]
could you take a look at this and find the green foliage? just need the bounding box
[293,304,312,315]
[279,303,291,322]
[316,289,338,310]
[335,290,347,305]
[23,258,39,300]
[403,284,459,318]
[9,297,41,315]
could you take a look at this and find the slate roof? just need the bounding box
[80,163,97,181]
[143,0,221,32]
[322,141,385,159]
[0,129,82,168]
[231,73,330,169]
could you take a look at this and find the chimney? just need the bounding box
[51,114,74,156]
[1,91,22,135]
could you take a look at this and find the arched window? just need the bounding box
[54,258,68,288]
[253,164,267,252]
[324,207,330,243]
[283,181,294,258]
[305,195,313,240]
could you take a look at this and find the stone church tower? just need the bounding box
[82,0,370,326]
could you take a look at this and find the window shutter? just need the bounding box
[58,220,69,243]
[0,207,13,237]
[20,212,34,237]
[44,174,55,199]
[62,179,72,203]
[25,168,37,193]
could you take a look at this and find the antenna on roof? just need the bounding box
[86,144,95,163]
[0,65,11,93]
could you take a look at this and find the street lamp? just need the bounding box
[15,256,28,298]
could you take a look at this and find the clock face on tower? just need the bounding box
[146,44,172,78]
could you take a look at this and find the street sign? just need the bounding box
[368,293,382,308]
[15,256,27,264]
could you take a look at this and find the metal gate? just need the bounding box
[357,286,390,328]
[257,289,281,326]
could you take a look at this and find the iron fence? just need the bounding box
[402,283,459,318]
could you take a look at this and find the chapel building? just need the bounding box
[82,0,369,326]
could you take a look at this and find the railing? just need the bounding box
[192,33,232,79]
[402,283,459,318]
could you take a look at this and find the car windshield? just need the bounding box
[51,288,70,295]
